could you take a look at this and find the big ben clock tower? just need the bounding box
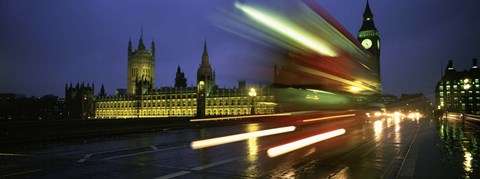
[357,1,381,91]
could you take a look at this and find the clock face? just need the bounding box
[361,39,372,49]
[377,39,380,49]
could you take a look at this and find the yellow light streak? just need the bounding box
[293,63,377,93]
[349,86,362,93]
[267,128,346,158]
[235,2,337,57]
[302,114,355,123]
[191,126,296,149]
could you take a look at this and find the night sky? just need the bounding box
[1,0,479,100]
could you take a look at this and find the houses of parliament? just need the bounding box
[95,36,275,118]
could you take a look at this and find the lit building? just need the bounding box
[65,83,95,119]
[381,94,398,105]
[435,59,480,114]
[388,93,432,115]
[95,37,275,119]
[0,93,64,121]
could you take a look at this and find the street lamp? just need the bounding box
[249,88,257,115]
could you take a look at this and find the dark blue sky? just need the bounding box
[1,0,479,100]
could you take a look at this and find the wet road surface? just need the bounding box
[1,114,479,178]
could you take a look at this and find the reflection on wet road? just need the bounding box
[1,113,479,178]
[436,113,480,178]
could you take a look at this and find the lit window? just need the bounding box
[440,92,444,97]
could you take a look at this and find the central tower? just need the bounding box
[196,40,216,96]
[127,32,155,95]
[357,1,381,90]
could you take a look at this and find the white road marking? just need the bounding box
[154,157,241,179]
[77,154,92,163]
[360,143,380,157]
[330,167,349,178]
[0,153,28,156]
[104,145,185,160]
[191,157,240,171]
[151,145,159,151]
[77,145,167,162]
[0,169,42,177]
[82,145,151,156]
[154,171,191,179]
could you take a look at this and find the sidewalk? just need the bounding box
[397,116,474,178]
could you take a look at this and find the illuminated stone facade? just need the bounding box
[436,59,480,114]
[95,87,274,118]
[95,38,275,118]
[127,33,155,95]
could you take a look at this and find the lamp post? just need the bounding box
[463,78,471,128]
[249,88,257,115]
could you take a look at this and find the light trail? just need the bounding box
[293,63,377,93]
[234,2,337,57]
[302,114,355,123]
[267,128,346,158]
[191,126,296,149]
[190,113,292,122]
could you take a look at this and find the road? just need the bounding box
[1,113,479,178]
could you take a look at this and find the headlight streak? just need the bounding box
[191,126,296,149]
[302,114,355,123]
[234,2,337,57]
[267,128,346,158]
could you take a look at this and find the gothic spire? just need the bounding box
[359,0,377,32]
[128,37,132,54]
[363,0,373,18]
[138,23,146,50]
[202,39,209,64]
[100,83,106,96]
[151,38,155,56]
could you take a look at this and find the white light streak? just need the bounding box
[191,126,296,149]
[267,128,346,158]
